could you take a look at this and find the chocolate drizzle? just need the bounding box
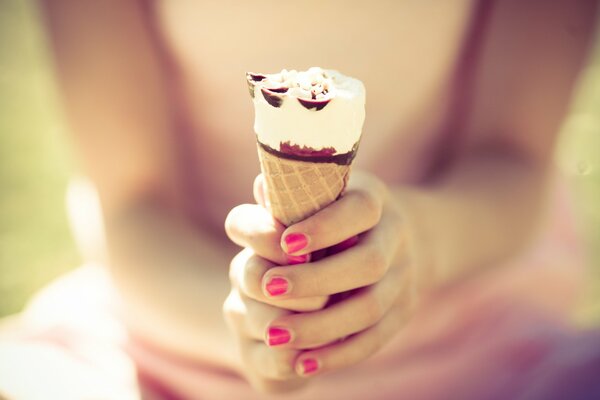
[258,141,358,166]
[297,97,331,111]
[280,141,336,157]
[261,87,288,108]
[246,73,267,98]
[246,69,335,111]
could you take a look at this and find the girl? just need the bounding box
[0,1,597,398]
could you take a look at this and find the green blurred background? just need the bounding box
[0,1,599,322]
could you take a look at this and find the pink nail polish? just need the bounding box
[265,277,289,296]
[284,233,308,254]
[267,327,291,346]
[287,254,309,265]
[300,358,319,375]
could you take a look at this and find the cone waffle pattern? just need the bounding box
[257,145,350,226]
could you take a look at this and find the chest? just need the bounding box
[156,1,473,127]
[151,1,475,224]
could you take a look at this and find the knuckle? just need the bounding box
[228,262,237,286]
[264,349,297,379]
[222,290,242,329]
[243,257,263,283]
[369,326,384,354]
[365,245,388,282]
[229,249,251,286]
[245,317,264,341]
[224,205,244,239]
[222,292,234,318]
[363,293,385,324]
[385,204,405,242]
[274,350,297,379]
[228,255,241,286]
[300,215,324,239]
[353,189,382,225]
[249,305,287,337]
[241,257,267,300]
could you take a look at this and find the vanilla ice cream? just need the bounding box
[247,67,366,160]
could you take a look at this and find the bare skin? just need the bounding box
[41,0,597,394]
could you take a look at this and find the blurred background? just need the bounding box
[0,1,599,323]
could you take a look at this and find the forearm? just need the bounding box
[103,199,242,372]
[392,0,597,291]
[396,150,550,290]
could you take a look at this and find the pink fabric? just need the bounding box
[0,179,592,400]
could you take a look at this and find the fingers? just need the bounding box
[294,303,406,377]
[225,204,289,265]
[265,265,403,350]
[223,283,299,382]
[242,339,299,380]
[262,209,404,299]
[236,337,307,386]
[223,288,290,341]
[235,305,405,381]
[280,173,388,256]
[226,272,408,381]
[230,249,328,312]
[228,173,386,269]
[227,172,407,382]
[224,288,306,389]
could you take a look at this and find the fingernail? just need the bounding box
[267,327,291,346]
[298,358,319,375]
[287,253,310,265]
[283,233,308,254]
[265,277,289,296]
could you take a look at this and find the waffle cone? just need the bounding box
[257,144,351,226]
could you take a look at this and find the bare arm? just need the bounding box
[41,0,241,370]
[398,0,597,289]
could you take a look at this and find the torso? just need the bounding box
[150,0,476,229]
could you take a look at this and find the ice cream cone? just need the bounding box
[257,144,350,226]
[248,67,365,227]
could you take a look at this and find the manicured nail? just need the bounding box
[287,253,310,265]
[265,277,289,296]
[267,327,291,346]
[299,358,319,375]
[283,233,308,254]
